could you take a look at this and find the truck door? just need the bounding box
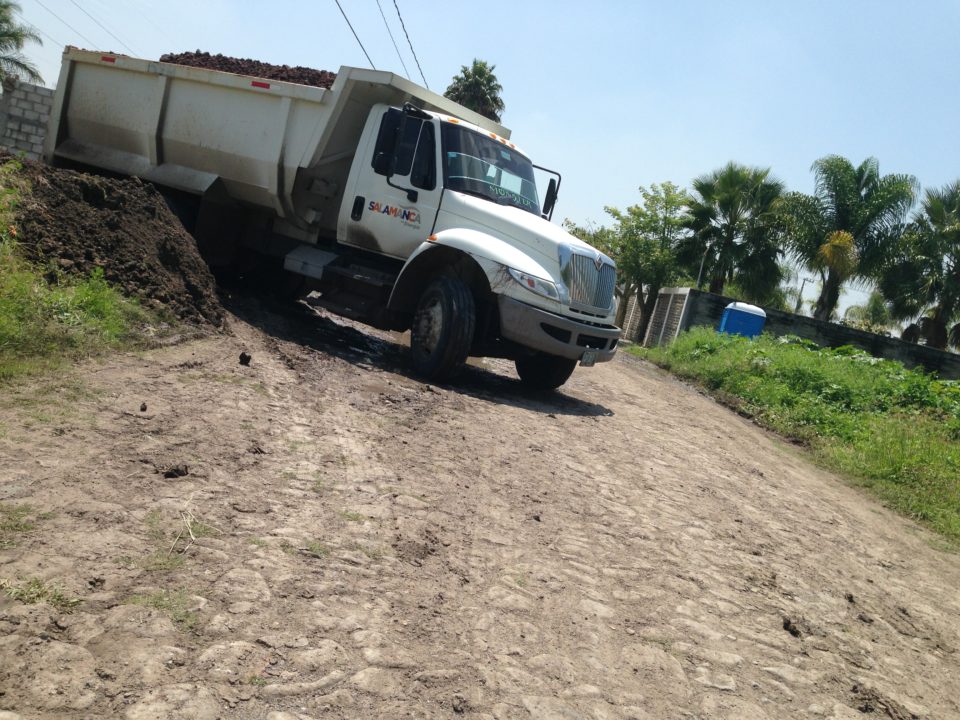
[343,108,440,260]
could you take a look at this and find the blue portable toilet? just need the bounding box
[718,302,766,338]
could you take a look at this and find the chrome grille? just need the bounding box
[568,254,616,311]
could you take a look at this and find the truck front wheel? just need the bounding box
[515,353,577,391]
[410,276,475,381]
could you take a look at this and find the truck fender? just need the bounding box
[387,228,553,313]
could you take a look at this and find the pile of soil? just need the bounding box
[160,50,337,89]
[12,155,224,326]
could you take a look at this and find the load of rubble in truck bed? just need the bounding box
[11,152,224,327]
[160,51,337,89]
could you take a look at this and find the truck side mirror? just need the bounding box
[542,178,558,220]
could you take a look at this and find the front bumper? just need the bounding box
[497,295,620,362]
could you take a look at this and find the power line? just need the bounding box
[32,0,99,49]
[332,0,375,70]
[128,1,177,49]
[375,0,409,80]
[67,0,137,55]
[391,0,428,89]
[16,11,64,48]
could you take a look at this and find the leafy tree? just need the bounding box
[778,156,916,322]
[443,59,504,122]
[878,180,960,350]
[609,183,689,339]
[0,1,41,84]
[566,182,688,340]
[679,162,785,301]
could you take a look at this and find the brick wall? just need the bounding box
[0,79,53,160]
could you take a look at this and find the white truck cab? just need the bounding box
[336,103,620,384]
[45,49,620,389]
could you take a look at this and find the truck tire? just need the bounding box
[410,276,475,381]
[515,353,577,391]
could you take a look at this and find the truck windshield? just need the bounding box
[440,122,540,216]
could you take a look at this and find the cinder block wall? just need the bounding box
[620,294,642,341]
[0,79,54,160]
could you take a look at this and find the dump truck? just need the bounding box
[44,47,620,388]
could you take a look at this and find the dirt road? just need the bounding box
[2,299,959,719]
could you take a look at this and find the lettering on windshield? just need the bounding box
[441,123,541,216]
[489,185,538,212]
[368,200,421,228]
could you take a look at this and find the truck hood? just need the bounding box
[439,190,610,276]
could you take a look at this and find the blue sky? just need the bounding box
[18,0,960,310]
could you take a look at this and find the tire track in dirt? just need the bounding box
[1,304,959,719]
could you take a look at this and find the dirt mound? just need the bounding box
[12,156,223,326]
[160,50,337,89]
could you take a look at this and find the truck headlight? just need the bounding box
[507,267,560,301]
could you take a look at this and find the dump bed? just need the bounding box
[44,47,509,239]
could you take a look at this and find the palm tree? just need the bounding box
[811,230,859,320]
[843,290,897,334]
[680,162,785,300]
[0,1,42,84]
[879,181,960,350]
[778,156,916,321]
[443,59,504,122]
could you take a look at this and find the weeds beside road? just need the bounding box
[632,328,960,542]
[0,159,157,381]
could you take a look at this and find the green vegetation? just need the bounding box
[444,59,504,122]
[1,576,82,611]
[124,507,216,572]
[682,162,786,300]
[0,1,43,84]
[879,180,960,350]
[132,552,186,573]
[578,154,958,347]
[778,156,917,321]
[126,589,197,631]
[632,328,960,541]
[843,290,898,335]
[566,182,689,339]
[0,160,156,381]
[0,503,50,549]
[304,540,330,558]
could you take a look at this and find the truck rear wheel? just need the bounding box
[515,353,577,391]
[410,276,475,381]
